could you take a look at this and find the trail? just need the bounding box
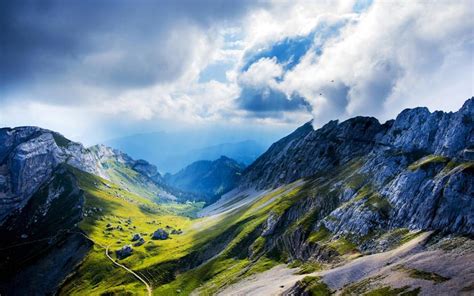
[7,229,154,296]
[75,231,152,296]
[105,244,153,296]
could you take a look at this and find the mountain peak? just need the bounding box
[241,97,474,190]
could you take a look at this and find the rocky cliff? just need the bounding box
[241,98,473,189]
[236,98,473,263]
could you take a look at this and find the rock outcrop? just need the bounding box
[0,127,103,222]
[0,165,91,294]
[0,128,185,223]
[116,245,133,259]
[152,228,169,240]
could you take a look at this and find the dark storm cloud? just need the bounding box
[237,86,310,116]
[0,0,266,102]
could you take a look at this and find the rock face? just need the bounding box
[0,165,91,294]
[165,156,245,204]
[241,98,473,190]
[240,98,474,242]
[0,128,188,224]
[152,228,169,240]
[0,127,102,222]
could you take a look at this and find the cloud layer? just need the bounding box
[1,0,473,142]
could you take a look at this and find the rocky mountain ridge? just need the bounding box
[241,98,473,190]
[0,127,183,223]
[233,98,473,265]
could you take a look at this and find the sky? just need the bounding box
[1,0,473,145]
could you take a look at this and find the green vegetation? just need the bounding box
[408,155,449,171]
[352,184,372,202]
[57,154,413,295]
[456,161,474,172]
[372,228,422,250]
[341,275,385,295]
[365,193,391,217]
[288,260,323,274]
[100,159,173,203]
[299,276,332,296]
[308,226,331,244]
[295,262,324,274]
[398,266,450,283]
[60,167,202,295]
[399,230,422,245]
[153,182,308,295]
[328,237,358,255]
[346,173,368,190]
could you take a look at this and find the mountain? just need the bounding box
[195,98,473,294]
[0,98,473,295]
[186,140,265,166]
[106,131,270,173]
[165,156,245,203]
[0,127,201,294]
[237,98,473,236]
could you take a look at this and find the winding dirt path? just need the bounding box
[76,231,152,296]
[105,245,152,296]
[2,229,153,295]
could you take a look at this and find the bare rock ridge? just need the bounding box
[241,98,473,189]
[0,128,181,224]
[239,98,473,239]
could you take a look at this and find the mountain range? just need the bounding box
[0,98,473,295]
[106,132,270,173]
[165,156,245,204]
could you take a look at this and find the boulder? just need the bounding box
[152,228,169,240]
[171,229,183,235]
[131,233,141,241]
[116,245,133,259]
[134,237,145,247]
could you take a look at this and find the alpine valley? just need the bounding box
[0,98,473,296]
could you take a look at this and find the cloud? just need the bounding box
[1,0,473,143]
[234,57,309,115]
[0,0,265,103]
[277,0,474,126]
[230,1,358,118]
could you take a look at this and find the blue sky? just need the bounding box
[1,0,473,145]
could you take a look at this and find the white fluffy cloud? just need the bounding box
[277,0,474,126]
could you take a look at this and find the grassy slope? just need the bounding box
[151,182,305,295]
[60,167,202,295]
[102,159,175,203]
[60,166,301,295]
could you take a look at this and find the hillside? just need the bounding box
[0,128,203,294]
[165,156,245,204]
